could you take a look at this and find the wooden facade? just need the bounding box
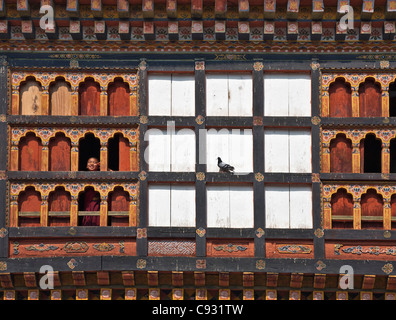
[1,0,396,301]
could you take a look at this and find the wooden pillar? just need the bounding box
[71,142,79,171]
[100,197,108,226]
[41,143,49,172]
[10,199,18,227]
[323,199,331,229]
[71,89,79,116]
[351,86,359,117]
[129,196,137,226]
[70,200,78,226]
[10,143,19,171]
[384,198,391,230]
[130,91,137,116]
[100,144,108,171]
[382,142,390,174]
[42,90,49,115]
[322,91,329,117]
[352,142,361,173]
[353,198,361,229]
[11,88,19,115]
[100,89,107,116]
[382,88,389,117]
[322,143,330,173]
[130,141,138,171]
[40,198,48,226]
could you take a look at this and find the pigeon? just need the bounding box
[217,157,234,173]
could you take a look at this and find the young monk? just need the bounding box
[82,157,100,226]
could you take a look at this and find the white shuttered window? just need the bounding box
[206,128,253,173]
[264,129,311,173]
[207,185,254,228]
[148,184,196,227]
[148,74,195,116]
[206,74,252,116]
[146,128,195,172]
[264,73,311,116]
[265,185,312,229]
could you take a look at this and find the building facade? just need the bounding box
[0,0,396,300]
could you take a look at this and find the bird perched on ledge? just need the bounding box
[217,157,234,173]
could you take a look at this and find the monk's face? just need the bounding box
[87,158,100,171]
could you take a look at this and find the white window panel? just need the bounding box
[265,185,312,229]
[289,185,312,229]
[148,74,172,116]
[264,74,289,116]
[265,185,290,228]
[149,184,196,227]
[146,128,171,171]
[229,185,254,228]
[207,185,230,228]
[289,129,311,173]
[148,74,195,116]
[148,184,171,227]
[147,128,195,172]
[171,128,196,172]
[206,74,252,116]
[170,185,196,227]
[206,128,253,173]
[264,129,289,173]
[264,129,311,173]
[228,74,253,116]
[207,185,254,228]
[264,73,311,116]
[288,74,311,116]
[171,74,195,116]
[206,74,229,116]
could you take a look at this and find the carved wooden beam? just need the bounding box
[266,272,278,287]
[91,0,103,18]
[66,0,79,17]
[121,271,135,286]
[194,271,205,287]
[94,20,107,40]
[72,271,86,286]
[312,0,324,20]
[143,21,155,40]
[97,271,110,286]
[215,0,227,19]
[172,271,183,287]
[168,21,178,40]
[143,0,154,18]
[287,0,300,19]
[386,275,396,291]
[362,275,376,290]
[313,274,326,289]
[386,0,396,19]
[0,0,6,17]
[166,0,177,18]
[264,0,276,19]
[117,0,130,18]
[148,271,158,286]
[219,272,229,287]
[361,0,375,20]
[290,273,304,288]
[21,20,35,40]
[243,272,254,287]
[0,273,13,288]
[17,0,30,17]
[119,21,130,40]
[238,0,249,19]
[23,272,37,288]
[70,20,82,40]
[191,0,203,19]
